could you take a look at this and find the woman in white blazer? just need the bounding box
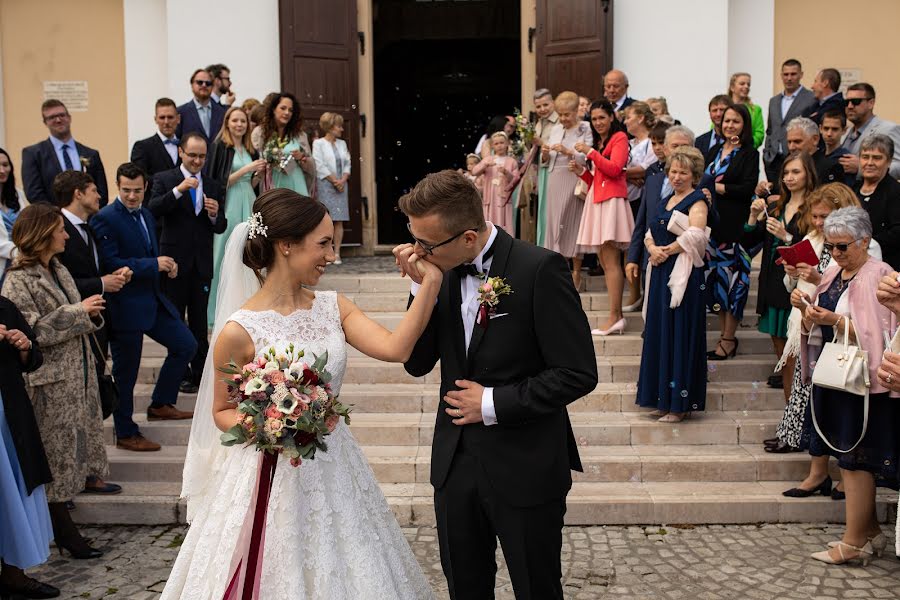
[312,113,352,264]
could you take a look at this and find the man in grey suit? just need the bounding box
[763,59,816,182]
[841,82,900,180]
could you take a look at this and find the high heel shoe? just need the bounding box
[658,412,689,423]
[47,502,103,560]
[707,337,738,360]
[782,476,832,498]
[0,577,61,598]
[830,533,887,558]
[622,295,643,312]
[592,318,626,336]
[811,541,873,566]
[56,540,103,559]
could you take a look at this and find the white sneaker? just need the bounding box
[333,257,342,265]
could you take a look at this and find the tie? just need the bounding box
[78,223,98,269]
[130,210,152,251]
[61,144,75,171]
[163,138,180,145]
[453,242,495,279]
[198,106,211,137]
[188,176,200,215]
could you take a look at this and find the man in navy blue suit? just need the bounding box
[92,163,197,452]
[802,68,844,125]
[21,99,109,205]
[626,125,712,287]
[175,68,226,144]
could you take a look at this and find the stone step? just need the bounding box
[101,443,832,485]
[135,354,777,385]
[70,481,898,527]
[131,380,787,414]
[104,411,783,448]
[140,329,778,361]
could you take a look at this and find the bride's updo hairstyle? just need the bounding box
[243,188,328,281]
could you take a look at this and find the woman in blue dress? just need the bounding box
[636,147,710,423]
[0,296,57,598]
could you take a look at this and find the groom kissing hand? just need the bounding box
[395,170,598,600]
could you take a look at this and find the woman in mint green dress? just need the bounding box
[252,92,316,197]
[207,106,265,326]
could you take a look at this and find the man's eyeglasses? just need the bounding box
[844,97,872,107]
[43,112,69,122]
[824,239,861,252]
[406,222,474,255]
[194,80,213,88]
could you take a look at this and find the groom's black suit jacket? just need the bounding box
[405,227,597,507]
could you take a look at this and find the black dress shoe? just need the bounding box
[179,380,199,394]
[767,374,783,388]
[82,481,122,495]
[764,441,801,453]
[763,437,779,446]
[831,487,846,501]
[0,577,60,599]
[783,476,832,498]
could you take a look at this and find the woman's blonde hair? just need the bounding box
[625,101,657,130]
[490,131,509,143]
[646,96,670,115]
[805,182,861,233]
[665,146,705,184]
[319,112,345,136]
[219,106,255,153]
[9,203,63,270]
[554,91,579,113]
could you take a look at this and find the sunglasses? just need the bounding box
[194,80,213,87]
[824,239,861,252]
[844,97,872,107]
[406,222,474,255]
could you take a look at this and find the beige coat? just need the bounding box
[1,258,108,501]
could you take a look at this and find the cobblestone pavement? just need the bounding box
[26,524,900,599]
[327,255,404,274]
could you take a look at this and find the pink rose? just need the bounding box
[264,418,284,433]
[480,282,493,293]
[268,370,286,384]
[255,356,268,368]
[290,456,302,468]
[325,414,340,432]
[243,362,259,373]
[265,405,281,419]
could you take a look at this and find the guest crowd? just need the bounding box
[1,57,900,597]
[0,64,354,598]
[467,61,900,568]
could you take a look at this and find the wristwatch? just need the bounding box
[784,233,794,244]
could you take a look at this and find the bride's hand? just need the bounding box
[411,254,443,287]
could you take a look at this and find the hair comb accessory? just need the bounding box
[247,212,268,239]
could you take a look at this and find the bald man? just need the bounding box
[604,69,634,117]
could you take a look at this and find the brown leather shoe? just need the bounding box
[116,434,161,452]
[147,405,194,421]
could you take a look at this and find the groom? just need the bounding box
[395,170,597,599]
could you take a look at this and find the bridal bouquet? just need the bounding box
[510,109,535,160]
[261,136,294,173]
[218,344,352,467]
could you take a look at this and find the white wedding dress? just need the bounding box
[160,291,434,599]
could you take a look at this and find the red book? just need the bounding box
[776,238,819,267]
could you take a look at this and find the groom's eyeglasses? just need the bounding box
[406,223,473,256]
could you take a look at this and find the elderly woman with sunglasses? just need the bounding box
[796,206,899,567]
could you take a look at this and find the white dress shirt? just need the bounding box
[158,131,179,165]
[172,165,205,214]
[61,208,102,290]
[410,223,500,425]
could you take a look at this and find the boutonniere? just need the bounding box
[476,276,513,328]
[79,156,90,171]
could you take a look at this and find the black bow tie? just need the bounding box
[453,242,495,279]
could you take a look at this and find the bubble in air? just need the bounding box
[680,390,688,398]
[708,364,717,373]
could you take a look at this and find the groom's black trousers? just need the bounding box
[435,435,566,600]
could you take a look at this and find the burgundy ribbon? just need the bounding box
[477,303,490,329]
[222,452,278,600]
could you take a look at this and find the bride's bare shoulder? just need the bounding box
[214,321,255,359]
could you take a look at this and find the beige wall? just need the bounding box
[521,0,536,113]
[774,0,900,123]
[0,0,128,200]
[356,0,377,254]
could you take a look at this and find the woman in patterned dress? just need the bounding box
[313,112,353,264]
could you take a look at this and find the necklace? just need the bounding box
[836,270,858,292]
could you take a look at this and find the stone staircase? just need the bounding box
[73,272,899,527]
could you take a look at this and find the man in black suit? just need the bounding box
[131,97,181,183]
[802,68,844,125]
[53,170,131,490]
[148,132,226,393]
[396,171,598,599]
[21,99,108,205]
[175,68,226,145]
[695,95,731,154]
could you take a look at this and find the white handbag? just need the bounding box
[810,316,870,453]
[666,210,712,238]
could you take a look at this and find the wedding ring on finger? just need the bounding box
[456,409,462,417]
[888,373,894,384]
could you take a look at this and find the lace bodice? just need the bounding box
[227,291,347,396]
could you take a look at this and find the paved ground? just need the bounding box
[328,255,399,274]
[27,524,900,599]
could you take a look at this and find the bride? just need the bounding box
[161,189,441,599]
